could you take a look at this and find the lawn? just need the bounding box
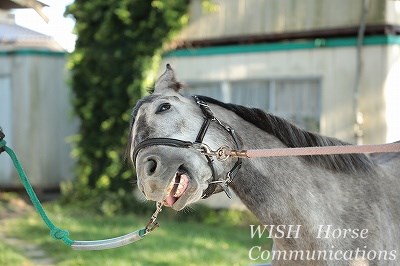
[1,202,272,266]
[0,241,33,266]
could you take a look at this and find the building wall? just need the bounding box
[386,0,400,25]
[178,0,393,42]
[160,42,400,209]
[161,42,398,145]
[0,52,76,188]
[160,0,400,209]
[384,45,400,143]
[0,71,13,183]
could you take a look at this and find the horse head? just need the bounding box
[128,64,239,210]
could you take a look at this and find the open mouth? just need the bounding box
[163,168,189,207]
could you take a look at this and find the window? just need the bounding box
[230,80,270,110]
[185,78,321,132]
[274,79,320,131]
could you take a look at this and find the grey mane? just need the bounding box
[197,95,376,174]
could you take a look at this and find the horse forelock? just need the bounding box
[197,95,377,174]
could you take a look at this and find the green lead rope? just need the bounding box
[0,139,73,246]
[1,136,159,250]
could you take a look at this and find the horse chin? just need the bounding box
[162,167,203,211]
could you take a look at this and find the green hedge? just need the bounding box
[63,0,189,212]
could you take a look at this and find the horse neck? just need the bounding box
[209,103,321,215]
[228,118,324,225]
[208,103,376,246]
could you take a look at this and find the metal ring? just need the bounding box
[216,146,230,161]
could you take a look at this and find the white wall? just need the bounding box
[384,45,400,143]
[160,44,400,209]
[161,44,394,145]
[0,54,76,188]
[0,75,13,182]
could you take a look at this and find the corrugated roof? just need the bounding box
[0,0,25,9]
[0,0,47,9]
[0,23,64,51]
[0,0,48,22]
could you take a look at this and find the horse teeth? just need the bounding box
[166,171,188,199]
[166,184,173,193]
[174,188,183,197]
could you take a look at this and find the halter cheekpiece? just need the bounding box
[132,95,242,199]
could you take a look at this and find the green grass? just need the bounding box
[2,203,272,266]
[0,241,33,266]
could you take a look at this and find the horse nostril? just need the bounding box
[146,158,158,175]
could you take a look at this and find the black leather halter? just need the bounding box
[132,96,242,199]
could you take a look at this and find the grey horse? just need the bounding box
[128,65,400,265]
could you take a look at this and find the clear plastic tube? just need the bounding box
[71,229,146,250]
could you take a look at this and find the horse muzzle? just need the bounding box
[135,146,206,210]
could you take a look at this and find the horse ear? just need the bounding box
[153,64,182,94]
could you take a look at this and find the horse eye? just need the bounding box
[156,103,171,114]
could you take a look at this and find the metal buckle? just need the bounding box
[193,96,207,106]
[191,143,231,161]
[0,129,5,154]
[208,179,232,199]
[143,202,163,236]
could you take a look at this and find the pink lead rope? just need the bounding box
[226,142,400,159]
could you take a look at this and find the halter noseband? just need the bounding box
[132,95,242,199]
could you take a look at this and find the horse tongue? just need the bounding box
[164,195,176,207]
[164,175,180,207]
